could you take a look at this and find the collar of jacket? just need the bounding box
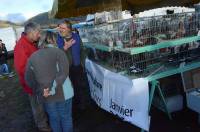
[21,33,37,48]
[45,44,58,48]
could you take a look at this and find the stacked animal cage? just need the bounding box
[79,11,200,77]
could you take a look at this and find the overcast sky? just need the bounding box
[0,0,54,23]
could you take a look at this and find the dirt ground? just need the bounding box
[0,71,200,132]
[0,75,37,132]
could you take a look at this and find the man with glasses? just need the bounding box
[57,20,87,116]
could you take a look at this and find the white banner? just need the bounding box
[85,59,150,131]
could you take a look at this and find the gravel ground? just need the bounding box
[0,71,200,132]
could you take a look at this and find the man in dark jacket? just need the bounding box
[57,20,88,114]
[0,39,8,63]
[0,39,9,75]
[25,31,74,132]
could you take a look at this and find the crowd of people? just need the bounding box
[13,21,89,132]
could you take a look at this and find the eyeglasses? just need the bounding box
[59,24,71,30]
[59,26,68,30]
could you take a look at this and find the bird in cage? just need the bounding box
[176,21,186,38]
[179,44,189,60]
[129,32,137,47]
[129,64,143,73]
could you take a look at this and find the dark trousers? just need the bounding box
[29,95,50,130]
[69,65,90,112]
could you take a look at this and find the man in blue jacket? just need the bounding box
[57,20,87,115]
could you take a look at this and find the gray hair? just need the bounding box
[24,22,40,34]
[38,30,57,48]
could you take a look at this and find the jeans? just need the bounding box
[0,64,9,74]
[44,98,73,132]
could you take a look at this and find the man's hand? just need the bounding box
[63,39,76,51]
[43,88,51,98]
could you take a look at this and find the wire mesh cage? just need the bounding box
[131,12,200,47]
[79,11,200,77]
[80,11,200,47]
[79,18,133,47]
[114,44,200,75]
